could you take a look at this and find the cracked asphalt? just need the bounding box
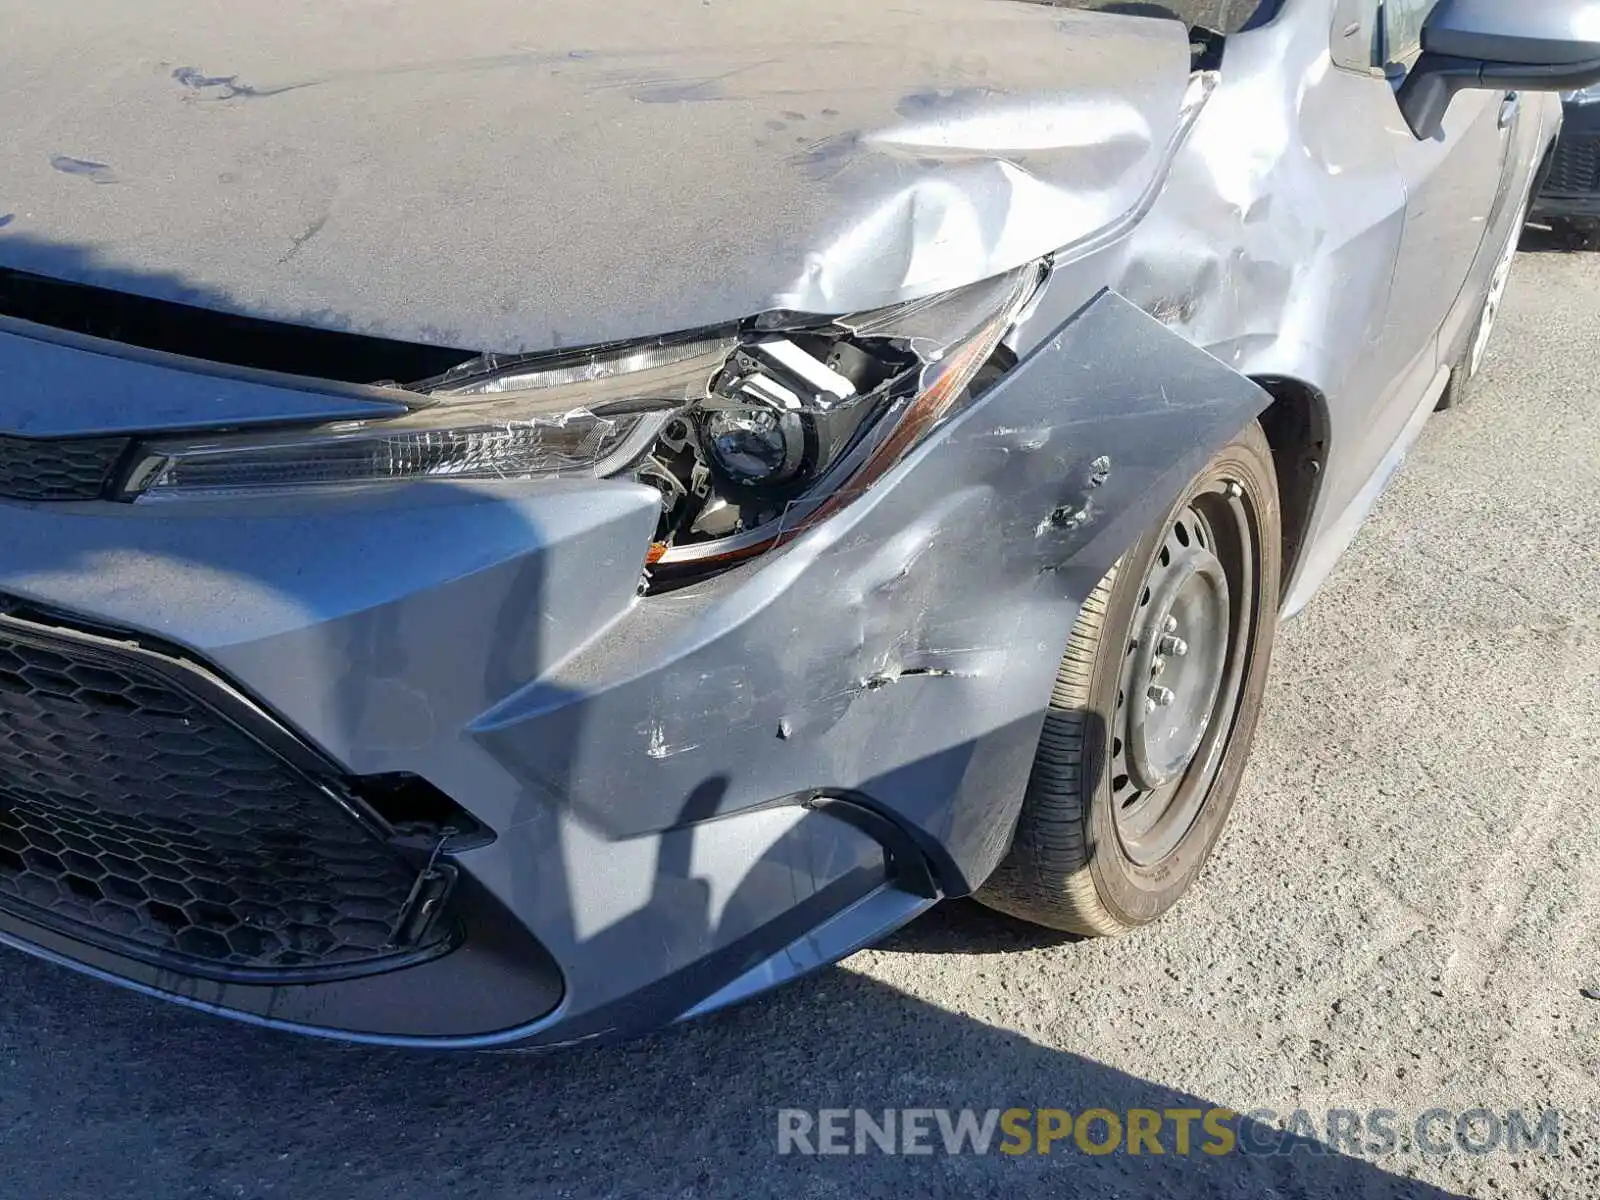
[2,236,1598,1199]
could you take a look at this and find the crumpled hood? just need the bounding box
[0,0,1194,355]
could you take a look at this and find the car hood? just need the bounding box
[0,0,1196,355]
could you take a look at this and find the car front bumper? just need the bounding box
[0,287,1269,1047]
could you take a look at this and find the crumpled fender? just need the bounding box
[473,287,1272,892]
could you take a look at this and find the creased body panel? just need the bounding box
[0,0,1191,353]
[0,291,1270,1041]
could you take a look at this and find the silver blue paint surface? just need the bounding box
[0,0,1562,1043]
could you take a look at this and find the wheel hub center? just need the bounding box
[1124,545,1231,792]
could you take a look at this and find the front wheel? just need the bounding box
[1438,196,1526,411]
[976,421,1281,934]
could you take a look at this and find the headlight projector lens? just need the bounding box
[702,407,806,485]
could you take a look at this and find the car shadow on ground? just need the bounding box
[0,915,1466,1200]
[1519,220,1591,254]
[877,896,1084,954]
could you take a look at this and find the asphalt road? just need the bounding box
[2,236,1598,1200]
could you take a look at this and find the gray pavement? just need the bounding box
[2,237,1598,1198]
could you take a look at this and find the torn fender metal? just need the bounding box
[0,0,1194,354]
[470,289,1271,894]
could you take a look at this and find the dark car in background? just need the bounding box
[1534,85,1600,247]
[0,0,1598,1049]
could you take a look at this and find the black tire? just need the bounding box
[1435,317,1479,413]
[976,421,1281,934]
[1552,217,1600,253]
[1439,197,1527,411]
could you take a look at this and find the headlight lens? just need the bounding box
[125,410,671,496]
[120,262,1044,575]
[122,338,731,497]
[701,408,806,485]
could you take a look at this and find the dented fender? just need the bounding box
[473,289,1271,892]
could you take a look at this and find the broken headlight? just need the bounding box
[646,263,1043,574]
[121,262,1043,575]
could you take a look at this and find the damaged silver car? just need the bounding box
[0,0,1597,1047]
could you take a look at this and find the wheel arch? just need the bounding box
[1250,374,1330,607]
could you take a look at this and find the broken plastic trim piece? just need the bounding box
[803,794,942,901]
[729,338,859,411]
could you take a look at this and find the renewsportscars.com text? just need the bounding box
[776,1107,1565,1158]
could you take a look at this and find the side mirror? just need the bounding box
[1397,0,1600,139]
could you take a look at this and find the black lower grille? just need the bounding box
[0,434,129,502]
[0,608,455,982]
[1544,132,1600,196]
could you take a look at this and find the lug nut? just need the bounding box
[1164,615,1179,634]
[1151,655,1167,677]
[1148,685,1175,709]
[1159,635,1189,657]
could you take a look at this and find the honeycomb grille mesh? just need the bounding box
[1544,133,1600,197]
[0,435,129,502]
[0,615,450,980]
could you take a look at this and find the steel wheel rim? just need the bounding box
[1110,483,1259,866]
[1470,203,1524,378]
